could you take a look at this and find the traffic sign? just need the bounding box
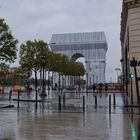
[130,60,137,67]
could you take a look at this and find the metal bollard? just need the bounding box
[35,87,38,111]
[63,94,65,107]
[58,95,61,111]
[113,93,116,109]
[9,89,12,101]
[83,96,85,113]
[109,95,111,114]
[95,95,97,109]
[17,90,20,109]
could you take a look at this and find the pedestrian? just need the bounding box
[105,83,108,96]
[55,83,59,94]
[9,89,12,101]
[92,83,96,93]
[98,83,103,97]
[55,83,57,89]
[24,84,30,96]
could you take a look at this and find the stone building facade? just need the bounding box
[120,0,140,105]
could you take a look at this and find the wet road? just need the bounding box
[0,91,138,140]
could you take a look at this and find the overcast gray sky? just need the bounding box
[0,0,122,82]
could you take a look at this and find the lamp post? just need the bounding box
[40,42,56,98]
[78,72,80,92]
[40,55,47,97]
[48,70,50,95]
[86,73,88,93]
[130,57,140,114]
[115,68,121,83]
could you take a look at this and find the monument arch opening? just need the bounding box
[71,53,84,62]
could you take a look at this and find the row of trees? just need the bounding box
[0,63,30,85]
[20,40,85,76]
[0,18,85,86]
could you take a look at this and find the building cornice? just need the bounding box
[120,0,140,43]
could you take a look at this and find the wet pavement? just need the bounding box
[0,91,139,140]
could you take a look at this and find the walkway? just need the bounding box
[0,91,138,140]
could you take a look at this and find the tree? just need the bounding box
[0,63,10,85]
[8,67,26,85]
[74,62,85,76]
[20,40,49,70]
[0,18,18,63]
[19,39,49,109]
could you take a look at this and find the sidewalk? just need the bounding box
[0,92,138,140]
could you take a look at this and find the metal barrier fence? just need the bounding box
[0,89,123,114]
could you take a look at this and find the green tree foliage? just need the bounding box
[8,67,26,85]
[0,65,28,86]
[0,63,10,85]
[19,40,50,94]
[0,18,18,63]
[73,62,85,76]
[48,52,85,76]
[20,40,49,71]
[19,39,85,90]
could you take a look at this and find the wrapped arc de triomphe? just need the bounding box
[50,32,108,88]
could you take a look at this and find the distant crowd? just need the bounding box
[92,83,108,96]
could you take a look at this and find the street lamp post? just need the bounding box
[78,72,80,92]
[130,57,140,114]
[40,56,47,97]
[86,73,88,93]
[40,42,56,98]
[48,70,50,95]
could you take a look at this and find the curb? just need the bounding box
[0,105,14,109]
